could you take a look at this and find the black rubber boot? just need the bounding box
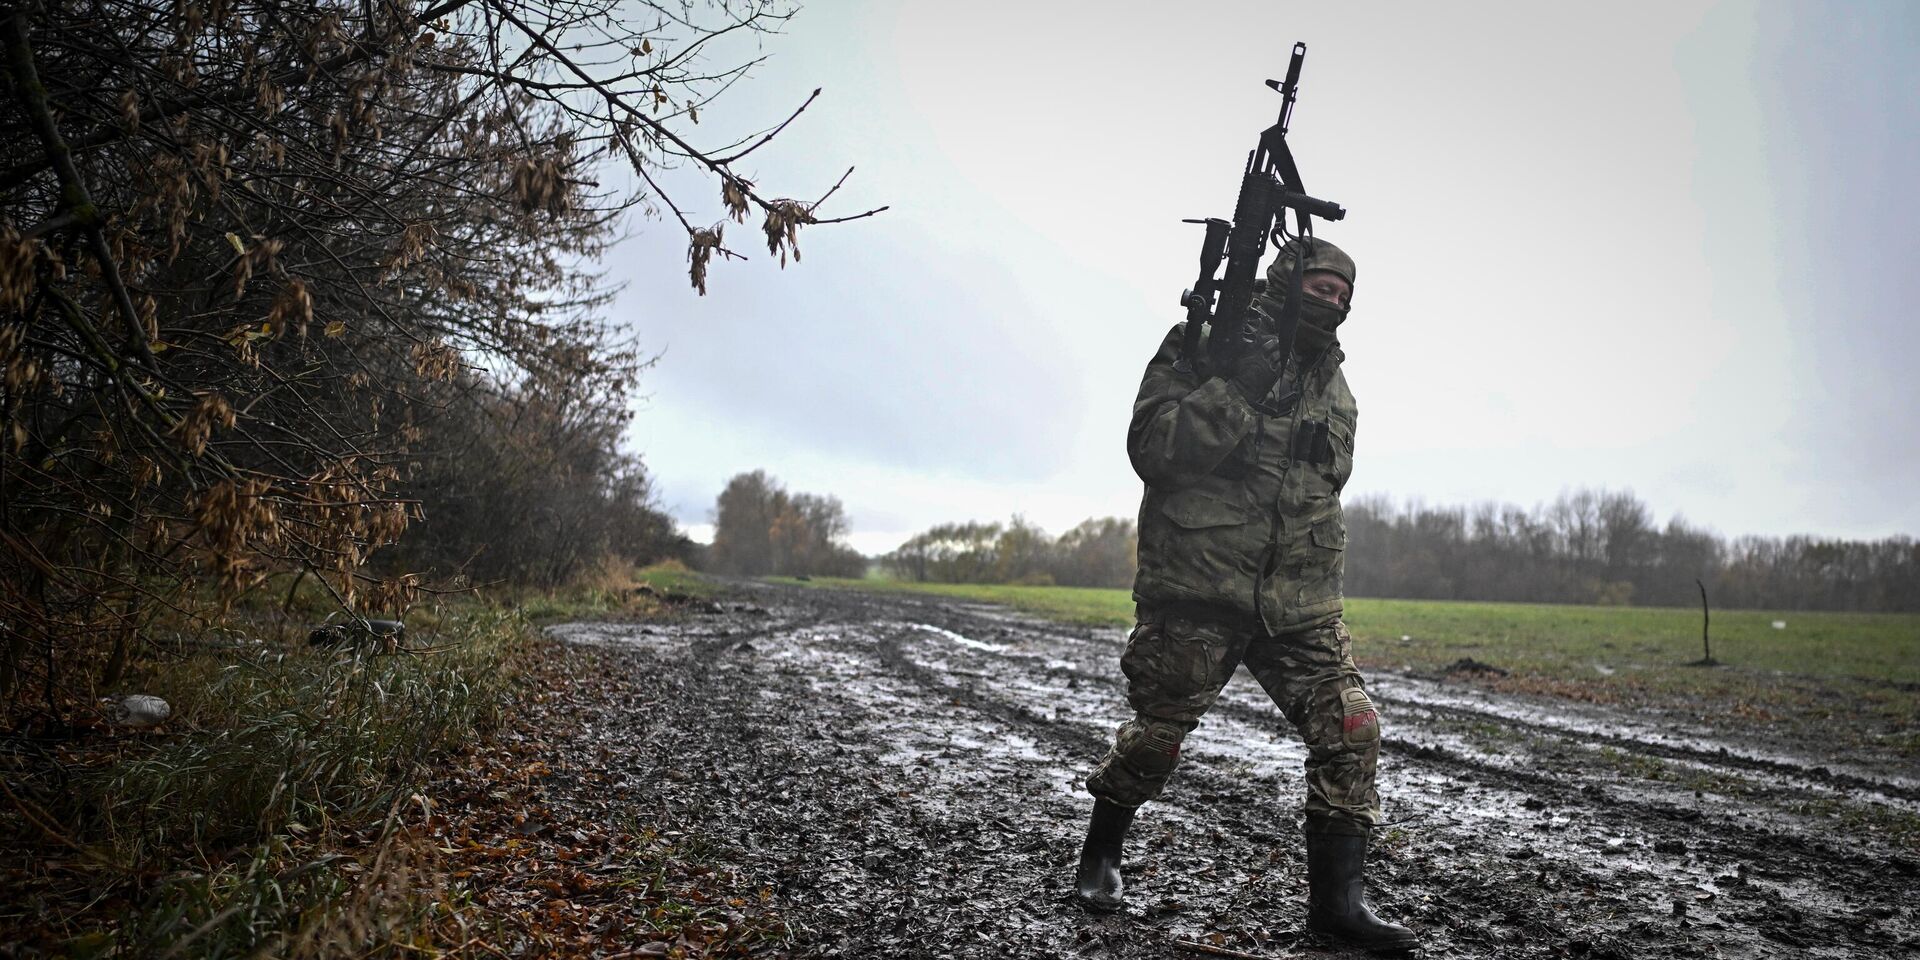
[1305,831,1420,954]
[1073,798,1136,912]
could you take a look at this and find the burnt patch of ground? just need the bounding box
[533,582,1919,959]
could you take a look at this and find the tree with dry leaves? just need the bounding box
[0,0,877,713]
[709,470,863,578]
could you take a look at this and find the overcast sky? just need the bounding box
[607,0,1919,555]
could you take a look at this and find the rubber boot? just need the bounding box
[1305,831,1420,954]
[1073,798,1136,912]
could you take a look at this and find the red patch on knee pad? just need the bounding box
[1342,709,1377,733]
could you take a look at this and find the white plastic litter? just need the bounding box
[102,694,171,728]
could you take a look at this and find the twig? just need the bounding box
[488,1,887,228]
[1172,939,1291,960]
[21,209,76,237]
[712,87,821,164]
[811,165,853,211]
[811,205,889,225]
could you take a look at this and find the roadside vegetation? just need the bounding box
[0,561,748,956]
[1,0,873,951]
[1,579,531,957]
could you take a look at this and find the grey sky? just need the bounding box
[610,0,1920,555]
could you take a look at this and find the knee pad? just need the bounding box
[1336,684,1380,751]
[1117,717,1187,777]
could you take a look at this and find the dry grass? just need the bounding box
[0,601,529,958]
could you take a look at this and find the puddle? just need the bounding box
[904,621,1010,653]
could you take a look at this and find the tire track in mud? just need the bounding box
[898,595,1920,808]
[558,584,1920,959]
[854,623,1367,955]
[815,617,1654,956]
[563,611,1095,958]
[889,595,1920,862]
[878,625,1907,958]
[1380,687,1920,806]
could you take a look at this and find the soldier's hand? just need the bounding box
[1225,334,1284,401]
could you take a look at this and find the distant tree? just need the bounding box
[883,522,1001,583]
[709,471,862,577]
[712,471,783,576]
[994,516,1056,585]
[1051,517,1137,588]
[884,515,1137,589]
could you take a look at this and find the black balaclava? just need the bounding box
[1255,237,1356,354]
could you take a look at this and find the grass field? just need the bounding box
[772,577,1920,684]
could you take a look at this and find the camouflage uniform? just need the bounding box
[1087,240,1381,835]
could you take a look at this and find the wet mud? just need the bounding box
[548,583,1920,959]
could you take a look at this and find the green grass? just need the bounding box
[765,576,1135,626]
[512,560,716,624]
[92,607,526,857]
[634,560,718,598]
[1342,597,1920,685]
[772,577,1920,686]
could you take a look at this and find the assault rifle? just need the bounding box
[1176,43,1346,378]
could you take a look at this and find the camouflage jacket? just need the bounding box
[1128,320,1356,635]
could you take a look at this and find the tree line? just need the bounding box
[865,488,1915,613]
[1344,490,1919,613]
[881,516,1138,588]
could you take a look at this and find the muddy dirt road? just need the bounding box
[548,582,1919,959]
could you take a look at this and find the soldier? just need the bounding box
[1074,237,1418,954]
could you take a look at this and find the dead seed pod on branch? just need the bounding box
[385,220,439,276]
[191,477,281,592]
[227,233,281,298]
[172,391,236,457]
[511,155,571,215]
[721,177,752,224]
[266,277,312,338]
[0,226,39,314]
[762,199,815,267]
[365,572,421,620]
[688,224,723,296]
[409,339,460,382]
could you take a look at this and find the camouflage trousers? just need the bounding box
[1085,607,1382,835]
